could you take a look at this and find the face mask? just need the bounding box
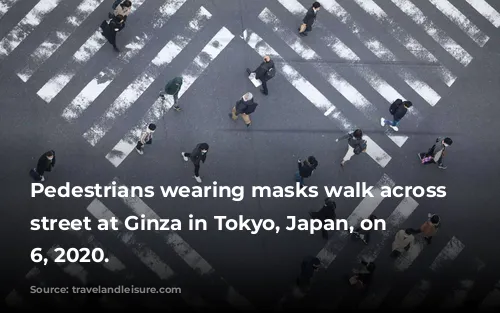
[201,150,207,154]
[147,129,154,133]
[443,143,448,147]
[47,157,53,160]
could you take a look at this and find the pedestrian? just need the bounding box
[418,137,453,170]
[336,129,367,167]
[110,0,132,20]
[352,214,377,245]
[229,92,258,127]
[135,123,156,155]
[418,214,440,244]
[31,150,56,182]
[159,77,183,111]
[298,2,321,36]
[100,14,125,52]
[390,228,417,258]
[380,99,412,132]
[348,260,375,290]
[296,156,318,187]
[246,56,275,95]
[181,143,209,183]
[309,198,336,239]
[295,256,321,295]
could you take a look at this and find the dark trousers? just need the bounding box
[183,153,200,176]
[261,80,268,95]
[310,212,328,239]
[136,138,152,151]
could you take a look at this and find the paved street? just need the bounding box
[1,0,500,310]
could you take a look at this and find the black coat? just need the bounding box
[235,98,258,115]
[302,7,317,26]
[189,144,207,166]
[36,151,56,176]
[391,102,408,120]
[254,60,275,81]
[317,203,336,220]
[298,160,318,178]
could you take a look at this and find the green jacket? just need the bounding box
[164,77,183,95]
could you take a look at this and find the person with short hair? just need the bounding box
[419,137,453,169]
[309,198,336,239]
[381,99,412,132]
[135,123,156,155]
[336,129,367,167]
[100,14,126,52]
[32,150,56,182]
[418,214,440,244]
[299,2,321,36]
[296,156,318,187]
[181,143,209,183]
[229,92,258,127]
[246,55,275,95]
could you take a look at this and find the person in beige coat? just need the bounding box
[418,214,440,244]
[390,229,416,258]
[110,1,132,21]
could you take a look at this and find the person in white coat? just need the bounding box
[391,228,417,258]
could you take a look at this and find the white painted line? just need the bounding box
[321,0,441,106]
[82,7,212,146]
[112,178,252,309]
[106,27,235,167]
[0,0,62,59]
[480,280,500,308]
[317,174,395,267]
[36,0,146,103]
[400,279,431,308]
[440,279,476,309]
[69,229,126,272]
[391,0,473,66]
[259,8,408,148]
[394,237,425,271]
[86,198,175,280]
[466,0,500,28]
[358,286,391,309]
[357,197,418,263]
[241,29,392,167]
[0,0,21,21]
[16,0,105,82]
[429,236,465,271]
[47,245,88,284]
[429,0,489,47]
[61,0,189,121]
[352,0,456,86]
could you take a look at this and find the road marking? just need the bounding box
[357,197,419,263]
[106,27,235,167]
[61,0,189,121]
[16,0,105,82]
[259,8,408,148]
[391,0,473,67]
[113,178,253,310]
[429,0,489,47]
[400,279,431,308]
[0,0,21,21]
[358,286,392,309]
[480,279,500,308]
[394,236,425,271]
[47,245,88,284]
[429,236,465,271]
[0,0,62,60]
[440,279,476,309]
[36,0,146,103]
[82,6,211,146]
[242,29,391,167]
[352,0,456,87]
[466,0,500,28]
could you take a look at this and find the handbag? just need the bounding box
[421,155,433,164]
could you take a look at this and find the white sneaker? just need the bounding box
[135,148,143,155]
[389,125,399,132]
[181,152,188,162]
[40,176,45,182]
[193,176,202,183]
[380,117,385,127]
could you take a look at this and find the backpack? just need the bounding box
[389,99,403,115]
[354,140,367,155]
[112,0,122,10]
[266,67,276,79]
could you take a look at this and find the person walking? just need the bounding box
[159,77,183,111]
[418,137,453,170]
[246,56,275,95]
[100,14,125,52]
[296,156,318,187]
[348,260,375,290]
[380,99,412,132]
[299,2,321,36]
[31,150,56,182]
[135,123,156,155]
[309,198,336,240]
[181,143,209,183]
[229,92,258,127]
[295,256,321,295]
[390,228,417,258]
[110,1,132,20]
[336,129,367,167]
[352,214,377,245]
[418,214,440,244]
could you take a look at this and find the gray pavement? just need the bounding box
[1,0,500,310]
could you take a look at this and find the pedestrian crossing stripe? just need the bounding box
[0,0,22,21]
[467,0,500,28]
[47,245,88,285]
[241,28,392,168]
[105,26,235,168]
[480,279,500,308]
[82,6,212,147]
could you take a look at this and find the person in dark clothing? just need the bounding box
[229,92,258,127]
[381,99,412,132]
[349,260,375,290]
[419,137,452,170]
[181,143,209,183]
[296,156,318,187]
[246,56,275,95]
[299,2,321,36]
[32,150,56,182]
[352,214,377,245]
[159,77,183,111]
[309,198,336,239]
[100,14,125,52]
[336,129,367,167]
[135,123,156,155]
[296,256,321,293]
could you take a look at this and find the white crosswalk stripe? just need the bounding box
[480,279,500,308]
[466,0,500,28]
[0,0,62,60]
[47,245,89,285]
[0,0,21,21]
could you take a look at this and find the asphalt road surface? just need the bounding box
[1,0,500,310]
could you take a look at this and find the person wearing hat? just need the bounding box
[135,123,156,155]
[309,198,336,240]
[381,99,412,132]
[419,137,453,170]
[296,156,318,187]
[181,143,209,183]
[418,214,440,244]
